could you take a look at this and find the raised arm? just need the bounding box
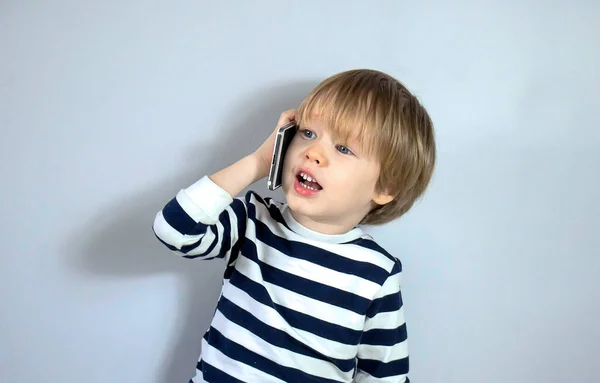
[152,110,297,263]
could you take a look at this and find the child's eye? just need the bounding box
[336,145,353,155]
[300,129,316,139]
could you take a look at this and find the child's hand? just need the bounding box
[208,109,297,198]
[253,109,297,179]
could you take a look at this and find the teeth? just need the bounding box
[298,172,319,191]
[300,172,316,183]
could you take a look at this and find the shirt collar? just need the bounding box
[280,204,365,244]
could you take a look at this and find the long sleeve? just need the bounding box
[355,259,409,382]
[152,175,248,264]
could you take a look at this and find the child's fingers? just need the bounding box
[277,109,297,128]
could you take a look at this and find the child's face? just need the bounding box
[282,119,393,234]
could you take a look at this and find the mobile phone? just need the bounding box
[267,122,297,191]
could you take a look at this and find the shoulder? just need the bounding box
[242,190,282,207]
[347,235,403,280]
[241,190,287,224]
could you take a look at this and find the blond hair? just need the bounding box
[296,69,436,225]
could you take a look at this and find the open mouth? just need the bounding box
[296,171,323,191]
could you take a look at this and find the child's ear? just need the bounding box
[372,189,394,206]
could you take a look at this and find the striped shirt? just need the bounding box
[152,176,410,382]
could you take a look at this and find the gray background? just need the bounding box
[1,1,598,382]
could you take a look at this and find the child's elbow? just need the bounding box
[152,210,184,251]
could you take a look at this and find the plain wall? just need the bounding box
[1,1,599,382]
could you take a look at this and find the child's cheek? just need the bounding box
[287,139,306,159]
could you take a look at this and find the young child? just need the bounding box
[153,69,436,382]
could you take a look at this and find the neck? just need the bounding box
[288,209,362,235]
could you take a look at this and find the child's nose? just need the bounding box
[304,146,327,166]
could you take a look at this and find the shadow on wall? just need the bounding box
[67,79,319,383]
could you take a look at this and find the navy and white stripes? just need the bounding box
[153,176,409,382]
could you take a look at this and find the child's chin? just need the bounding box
[287,195,321,214]
[286,194,304,208]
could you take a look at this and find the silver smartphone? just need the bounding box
[267,122,297,191]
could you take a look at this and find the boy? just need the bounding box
[153,69,436,382]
